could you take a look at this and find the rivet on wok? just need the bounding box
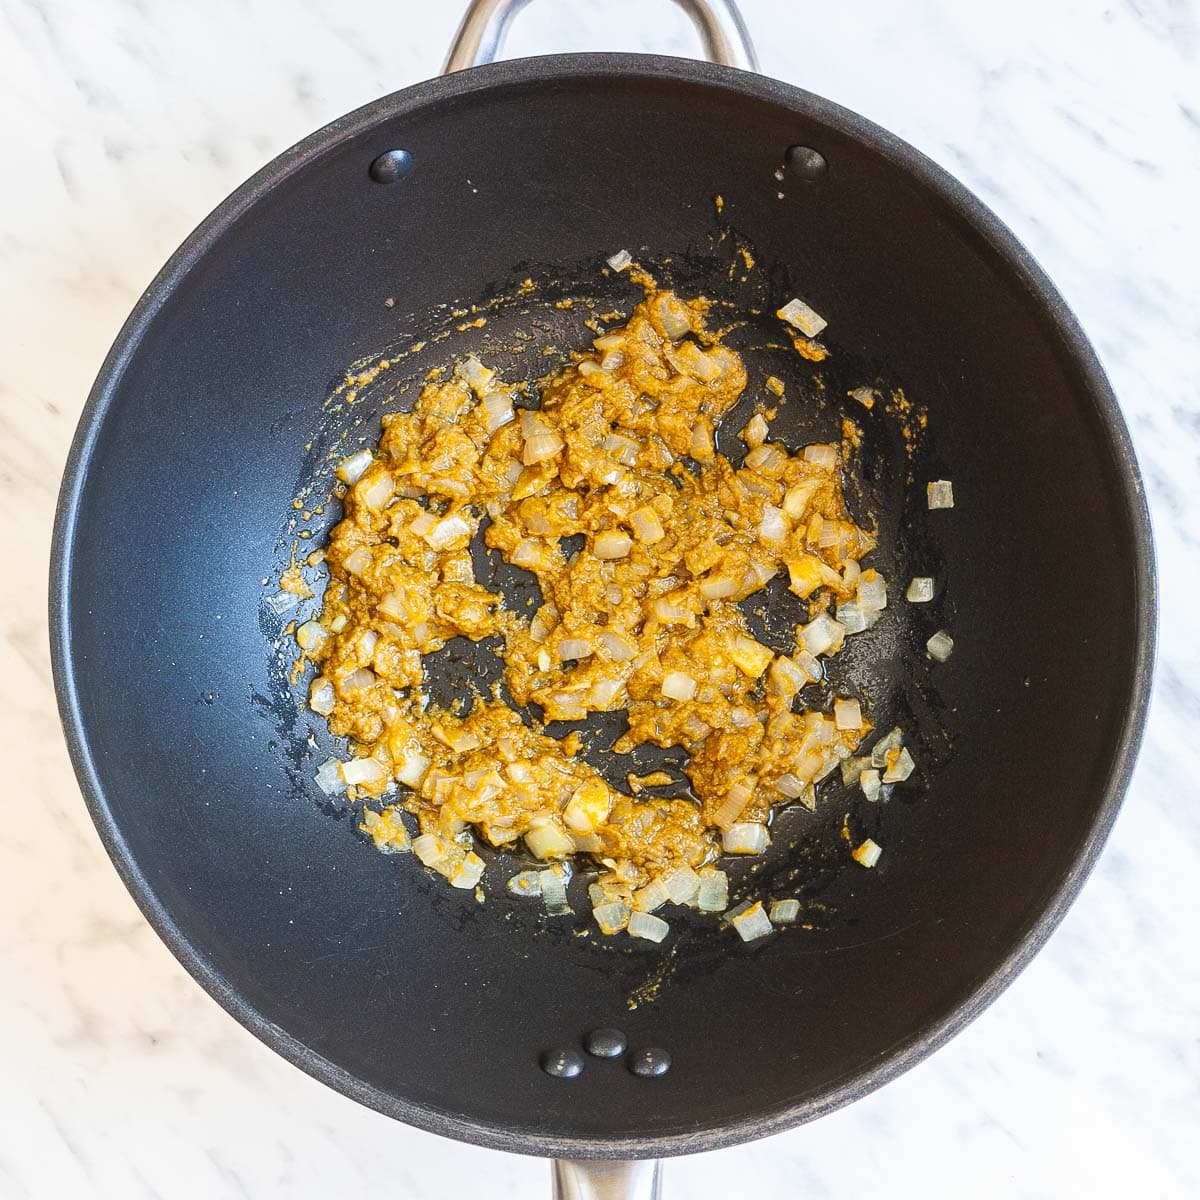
[540,1047,585,1078]
[584,1028,627,1059]
[785,145,827,181]
[369,149,414,184]
[628,1047,671,1078]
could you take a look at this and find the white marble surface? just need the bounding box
[2,0,1198,1196]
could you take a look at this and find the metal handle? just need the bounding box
[444,0,758,73]
[552,1159,663,1200]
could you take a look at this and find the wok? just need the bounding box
[51,1,1155,1195]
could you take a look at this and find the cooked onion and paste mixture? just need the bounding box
[295,273,944,944]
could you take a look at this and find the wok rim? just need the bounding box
[49,52,1157,1160]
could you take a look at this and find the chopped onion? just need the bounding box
[598,630,637,662]
[296,620,327,653]
[523,432,565,465]
[654,294,692,341]
[627,910,670,943]
[511,538,544,569]
[483,392,515,433]
[336,448,372,484]
[800,613,846,657]
[743,443,786,474]
[594,530,633,559]
[589,678,623,708]
[313,757,344,796]
[603,433,639,466]
[361,472,395,512]
[775,772,808,799]
[525,820,574,860]
[264,590,301,615]
[696,869,729,912]
[783,480,820,520]
[850,386,875,408]
[926,629,955,661]
[593,900,631,934]
[606,248,633,271]
[769,898,801,924]
[713,778,754,829]
[508,870,542,898]
[341,547,372,577]
[860,767,882,802]
[927,480,955,509]
[834,698,863,731]
[395,749,430,788]
[690,421,715,459]
[836,601,867,634]
[630,505,666,544]
[309,677,335,715]
[700,574,739,600]
[883,746,916,783]
[427,513,471,549]
[633,877,671,913]
[520,409,553,438]
[661,671,698,701]
[563,780,610,833]
[777,297,827,337]
[663,864,701,906]
[857,576,887,612]
[852,838,882,868]
[723,822,770,855]
[557,637,593,662]
[729,635,773,678]
[803,443,838,469]
[870,727,903,768]
[906,576,934,602]
[412,833,448,870]
[457,354,495,395]
[728,900,773,942]
[758,503,788,542]
[742,413,769,447]
[343,667,375,691]
[768,655,810,697]
[449,851,486,889]
[539,866,572,915]
[652,598,690,623]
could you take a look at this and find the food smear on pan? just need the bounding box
[298,271,924,942]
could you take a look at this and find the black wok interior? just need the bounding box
[53,57,1151,1157]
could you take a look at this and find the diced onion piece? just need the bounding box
[783,480,820,520]
[557,637,593,662]
[457,354,495,395]
[343,667,375,691]
[483,392,515,433]
[412,833,449,869]
[723,822,770,855]
[926,629,955,662]
[841,756,866,785]
[906,576,934,602]
[336,449,372,484]
[598,630,637,662]
[769,898,801,924]
[525,820,574,860]
[834,698,863,731]
[860,768,882,802]
[775,772,808,799]
[713,778,755,830]
[700,574,739,600]
[870,728,903,768]
[662,864,701,906]
[341,757,386,786]
[523,432,565,465]
[313,757,344,796]
[777,297,828,337]
[395,748,431,788]
[627,910,669,942]
[593,900,631,934]
[507,870,542,898]
[785,553,840,598]
[800,613,846,657]
[729,635,773,678]
[654,293,692,341]
[633,876,671,913]
[857,576,887,612]
[728,900,773,942]
[768,655,809,697]
[594,530,633,559]
[630,505,666,544]
[883,746,916,783]
[449,851,486,890]
[690,420,714,459]
[603,433,639,465]
[743,443,787,474]
[296,620,327,652]
[264,590,301,614]
[927,480,955,509]
[343,547,373,576]
[696,869,729,912]
[803,443,838,470]
[758,503,788,542]
[511,539,545,569]
[741,413,769,447]
[837,602,867,634]
[852,838,883,868]
[563,779,611,833]
[539,867,572,915]
[606,248,633,271]
[661,671,698,701]
[426,513,472,549]
[850,386,875,408]
[361,471,395,512]
[309,677,335,715]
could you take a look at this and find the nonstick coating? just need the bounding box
[51,56,1154,1159]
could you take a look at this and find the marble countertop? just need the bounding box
[3,0,1197,1196]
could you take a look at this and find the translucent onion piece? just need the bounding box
[769,898,801,924]
[336,448,372,484]
[906,576,934,602]
[557,637,593,662]
[783,480,819,520]
[593,901,631,934]
[630,505,666,544]
[523,432,565,465]
[309,677,335,715]
[852,838,883,868]
[594,530,633,559]
[483,392,515,433]
[728,900,773,942]
[606,249,633,271]
[341,757,387,786]
[633,877,671,913]
[857,576,887,612]
[265,590,301,614]
[507,870,543,898]
[696,869,729,912]
[598,631,637,662]
[834,698,863,731]
[427,513,472,549]
[775,772,807,799]
[313,758,344,796]
[343,667,375,691]
[342,547,373,576]
[729,635,773,678]
[777,297,828,338]
[361,472,395,512]
[563,780,611,833]
[712,778,754,829]
[741,413,769,447]
[803,443,838,470]
[627,910,669,942]
[883,746,916,783]
[661,671,698,701]
[539,866,572,915]
[743,443,786,473]
[662,864,701,906]
[837,602,868,635]
[722,822,770,854]
[457,354,495,395]
[526,821,575,860]
[800,613,845,657]
[395,749,430,788]
[927,480,955,509]
[699,575,739,600]
[860,768,882,802]
[758,504,788,542]
[449,851,486,889]
[850,386,875,408]
[926,629,955,661]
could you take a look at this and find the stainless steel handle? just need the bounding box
[552,1159,663,1200]
[444,0,758,73]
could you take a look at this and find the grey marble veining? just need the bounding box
[1,0,1197,1196]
